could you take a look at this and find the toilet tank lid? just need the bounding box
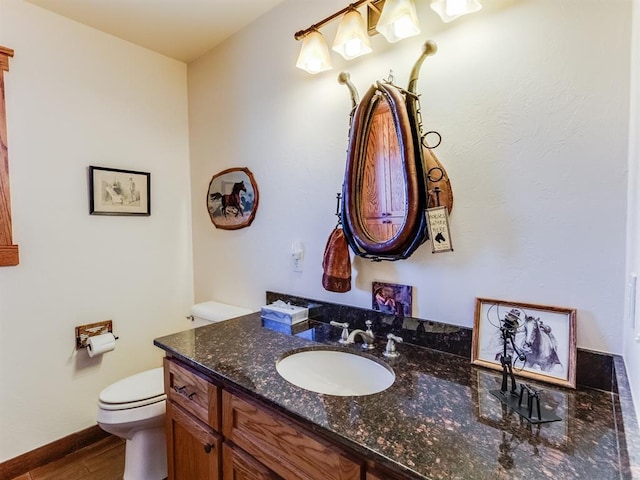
[191,301,253,322]
[99,367,165,404]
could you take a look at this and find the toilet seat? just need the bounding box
[98,367,165,411]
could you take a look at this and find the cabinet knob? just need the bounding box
[188,392,197,400]
[204,443,213,454]
[173,385,186,394]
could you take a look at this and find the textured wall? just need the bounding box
[189,0,631,354]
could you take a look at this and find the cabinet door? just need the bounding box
[222,442,281,480]
[167,401,221,480]
[222,390,361,480]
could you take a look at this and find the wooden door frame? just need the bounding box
[0,46,18,267]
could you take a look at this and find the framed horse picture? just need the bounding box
[471,298,577,389]
[207,167,259,230]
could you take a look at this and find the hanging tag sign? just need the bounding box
[427,206,453,253]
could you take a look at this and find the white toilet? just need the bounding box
[96,301,253,480]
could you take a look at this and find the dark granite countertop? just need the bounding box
[154,313,640,480]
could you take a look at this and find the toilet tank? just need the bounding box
[189,301,254,328]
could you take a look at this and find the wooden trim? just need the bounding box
[0,425,110,480]
[0,47,13,72]
[0,244,18,266]
[0,46,18,267]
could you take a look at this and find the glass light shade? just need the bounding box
[430,0,482,23]
[332,9,372,60]
[296,30,333,74]
[376,0,421,43]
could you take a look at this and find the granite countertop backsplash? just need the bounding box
[154,300,640,480]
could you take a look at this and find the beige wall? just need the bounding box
[190,0,631,352]
[0,0,193,462]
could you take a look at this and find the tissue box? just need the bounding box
[260,302,308,325]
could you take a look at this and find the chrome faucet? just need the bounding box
[346,320,375,349]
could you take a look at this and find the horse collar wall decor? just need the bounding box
[338,40,454,262]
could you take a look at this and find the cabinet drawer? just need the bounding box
[222,391,361,480]
[164,357,220,430]
[222,442,281,480]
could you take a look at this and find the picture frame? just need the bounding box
[372,282,413,317]
[207,167,259,230]
[471,298,577,388]
[89,166,150,216]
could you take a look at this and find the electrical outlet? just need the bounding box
[291,241,304,272]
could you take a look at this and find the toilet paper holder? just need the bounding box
[75,320,119,349]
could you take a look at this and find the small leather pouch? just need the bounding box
[322,227,351,293]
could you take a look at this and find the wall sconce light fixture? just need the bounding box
[294,0,482,74]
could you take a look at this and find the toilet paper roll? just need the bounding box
[87,332,116,357]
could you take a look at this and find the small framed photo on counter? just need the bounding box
[89,166,150,216]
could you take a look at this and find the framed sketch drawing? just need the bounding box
[207,167,259,230]
[471,298,577,388]
[89,166,150,216]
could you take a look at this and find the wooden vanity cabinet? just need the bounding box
[164,357,405,480]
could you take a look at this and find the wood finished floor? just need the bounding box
[9,436,125,480]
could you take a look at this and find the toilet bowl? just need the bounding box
[96,301,253,480]
[97,368,167,480]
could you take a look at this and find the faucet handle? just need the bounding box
[383,333,403,358]
[365,320,374,335]
[330,321,350,344]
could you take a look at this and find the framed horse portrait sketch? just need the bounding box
[89,166,150,216]
[207,167,259,230]
[471,298,577,389]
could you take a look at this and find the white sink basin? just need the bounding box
[276,348,395,396]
